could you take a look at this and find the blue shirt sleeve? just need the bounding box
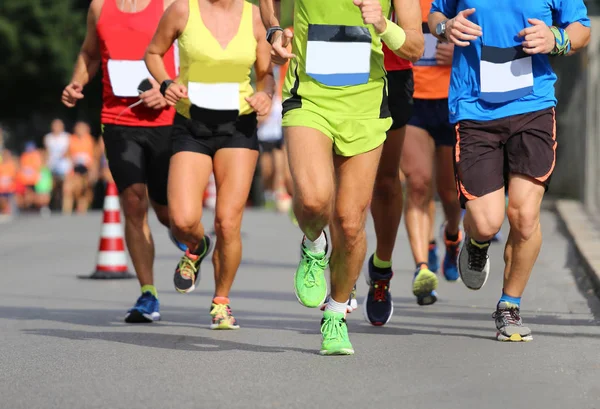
[552,0,590,28]
[431,0,457,18]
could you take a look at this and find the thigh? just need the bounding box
[387,69,415,131]
[143,125,172,206]
[284,125,335,204]
[213,148,259,221]
[168,151,213,223]
[102,124,146,195]
[507,107,556,190]
[454,118,507,208]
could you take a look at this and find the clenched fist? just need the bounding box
[353,0,387,34]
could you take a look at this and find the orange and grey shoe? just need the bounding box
[210,297,240,330]
[173,235,213,293]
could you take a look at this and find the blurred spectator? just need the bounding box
[16,142,44,211]
[63,121,95,214]
[44,119,72,210]
[0,149,17,215]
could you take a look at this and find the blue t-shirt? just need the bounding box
[431,0,590,123]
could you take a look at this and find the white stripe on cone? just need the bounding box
[104,196,120,211]
[100,223,124,239]
[97,251,128,267]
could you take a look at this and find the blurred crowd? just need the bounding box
[0,119,113,216]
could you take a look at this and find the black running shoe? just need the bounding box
[363,254,394,326]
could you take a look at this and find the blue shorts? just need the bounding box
[408,98,455,147]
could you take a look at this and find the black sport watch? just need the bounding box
[266,26,283,44]
[160,79,173,97]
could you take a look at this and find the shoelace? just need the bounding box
[210,304,230,320]
[492,307,521,326]
[373,280,389,302]
[468,241,488,271]
[178,255,198,280]
[303,250,327,287]
[321,315,345,342]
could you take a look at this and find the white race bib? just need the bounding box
[306,24,371,87]
[107,60,152,98]
[187,82,240,111]
[74,153,90,165]
[479,45,533,104]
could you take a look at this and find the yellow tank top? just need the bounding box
[176,0,257,118]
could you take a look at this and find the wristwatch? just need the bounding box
[266,26,283,44]
[436,20,448,37]
[160,79,173,97]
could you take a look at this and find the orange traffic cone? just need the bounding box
[80,182,134,279]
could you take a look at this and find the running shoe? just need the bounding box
[458,235,490,290]
[428,241,439,273]
[441,225,462,282]
[168,229,188,252]
[412,265,438,305]
[320,310,354,355]
[363,254,394,326]
[124,292,160,323]
[320,285,357,313]
[173,235,213,293]
[492,301,532,342]
[294,234,329,308]
[210,302,240,330]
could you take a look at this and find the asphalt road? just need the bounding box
[0,206,599,409]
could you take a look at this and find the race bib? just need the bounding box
[187,82,240,111]
[479,45,533,104]
[415,24,438,67]
[74,153,90,165]
[107,60,152,98]
[306,24,371,87]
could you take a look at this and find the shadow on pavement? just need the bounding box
[23,328,315,355]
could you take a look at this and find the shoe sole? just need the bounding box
[412,270,438,297]
[174,236,215,294]
[210,323,240,330]
[319,348,355,356]
[417,293,437,306]
[457,239,490,290]
[125,310,160,323]
[497,332,533,342]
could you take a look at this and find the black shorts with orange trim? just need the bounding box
[453,107,556,208]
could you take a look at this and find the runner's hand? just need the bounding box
[353,0,386,34]
[62,82,84,108]
[245,92,272,116]
[519,19,555,55]
[445,8,482,47]
[164,83,187,106]
[271,29,295,65]
[140,77,167,110]
[435,42,454,65]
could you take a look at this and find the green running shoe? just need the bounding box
[320,310,354,355]
[294,235,328,308]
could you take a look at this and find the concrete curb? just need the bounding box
[555,199,600,294]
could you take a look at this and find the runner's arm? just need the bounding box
[254,6,275,98]
[259,0,280,30]
[390,0,425,61]
[70,0,103,86]
[428,12,450,42]
[145,0,188,84]
[565,22,590,54]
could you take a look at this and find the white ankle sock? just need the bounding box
[326,298,349,314]
[303,232,326,253]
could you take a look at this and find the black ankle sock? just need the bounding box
[429,240,436,245]
[445,231,459,242]
[416,262,428,270]
[192,236,207,256]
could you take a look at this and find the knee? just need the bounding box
[469,210,504,239]
[214,212,241,243]
[297,190,331,220]
[120,187,148,225]
[170,211,201,239]
[507,204,540,241]
[333,208,366,247]
[407,175,432,205]
[438,184,459,207]
[373,172,401,201]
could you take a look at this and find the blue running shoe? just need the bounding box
[428,241,439,273]
[363,254,394,326]
[169,230,188,252]
[125,292,160,323]
[441,228,462,282]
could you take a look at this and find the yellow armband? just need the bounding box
[379,18,406,50]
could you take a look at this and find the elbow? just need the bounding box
[581,29,592,49]
[405,39,425,63]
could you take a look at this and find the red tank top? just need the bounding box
[97,0,176,126]
[383,10,412,72]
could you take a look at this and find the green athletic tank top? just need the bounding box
[282,0,391,119]
[35,167,53,194]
